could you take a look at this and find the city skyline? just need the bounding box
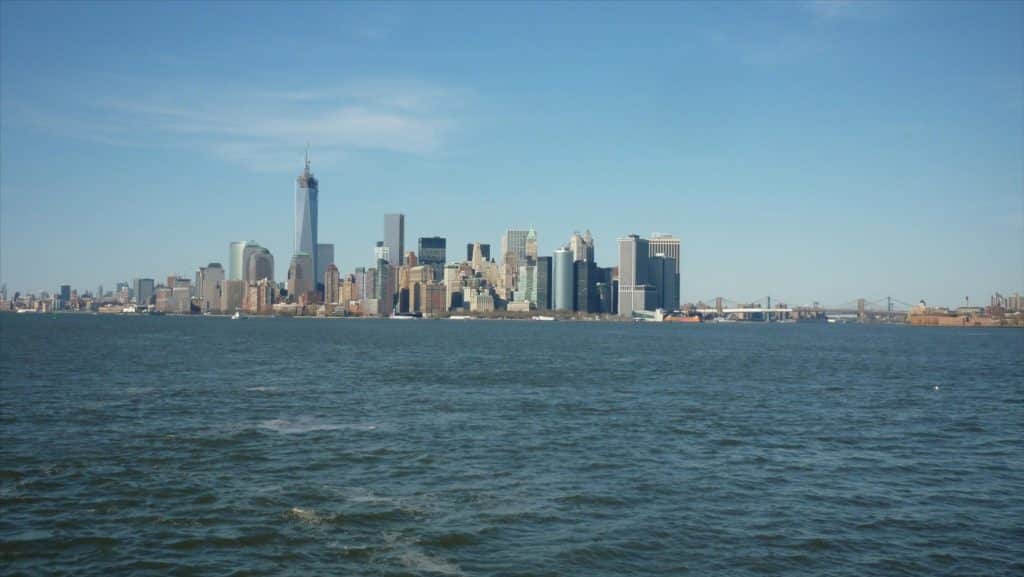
[1,2,1022,305]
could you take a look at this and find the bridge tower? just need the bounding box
[857,298,866,323]
[715,297,723,314]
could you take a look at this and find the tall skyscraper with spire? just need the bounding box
[295,149,319,279]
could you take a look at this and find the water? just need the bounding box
[1,315,1022,576]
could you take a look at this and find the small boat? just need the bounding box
[531,315,555,321]
[231,311,243,320]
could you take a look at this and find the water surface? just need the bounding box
[2,315,1022,575]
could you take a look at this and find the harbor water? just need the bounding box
[1,315,1022,576]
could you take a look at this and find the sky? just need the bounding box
[1,1,1021,307]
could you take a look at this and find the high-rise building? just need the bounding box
[418,236,446,279]
[649,254,679,311]
[197,263,225,313]
[374,258,391,313]
[316,243,334,289]
[374,241,390,264]
[525,227,538,260]
[466,243,491,262]
[384,214,405,271]
[536,256,552,310]
[133,278,155,307]
[246,246,274,284]
[231,241,270,283]
[502,229,530,262]
[569,230,595,262]
[59,284,71,309]
[553,248,574,311]
[220,280,245,314]
[295,152,319,279]
[575,260,596,313]
[287,252,315,301]
[324,264,341,304]
[229,241,248,281]
[618,234,652,317]
[354,267,367,300]
[648,234,681,308]
[443,263,461,311]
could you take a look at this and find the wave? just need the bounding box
[258,418,377,434]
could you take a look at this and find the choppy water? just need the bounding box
[1,315,1022,576]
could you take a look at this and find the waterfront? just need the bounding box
[1,315,1022,576]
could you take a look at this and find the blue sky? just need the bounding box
[1,1,1021,306]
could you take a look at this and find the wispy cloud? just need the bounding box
[10,77,463,172]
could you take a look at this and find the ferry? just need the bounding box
[531,315,555,321]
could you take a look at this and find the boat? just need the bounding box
[231,310,243,320]
[531,315,555,321]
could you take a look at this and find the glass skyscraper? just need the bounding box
[384,214,405,269]
[295,153,319,279]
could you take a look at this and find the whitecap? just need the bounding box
[246,386,277,392]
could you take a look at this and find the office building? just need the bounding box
[324,264,340,304]
[648,234,681,308]
[525,227,538,260]
[316,243,334,288]
[618,234,652,317]
[197,263,225,313]
[569,230,595,262]
[384,213,405,271]
[553,248,574,311]
[374,241,390,264]
[575,260,596,313]
[295,153,319,278]
[502,229,530,262]
[220,280,245,314]
[287,252,314,301]
[649,254,678,311]
[444,263,461,311]
[229,241,250,281]
[374,258,391,311]
[536,256,552,310]
[466,243,491,262]
[133,278,155,307]
[245,246,274,284]
[418,236,446,279]
[59,284,71,309]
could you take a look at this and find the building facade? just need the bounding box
[295,155,319,279]
[418,236,446,279]
[384,213,405,272]
[553,248,574,311]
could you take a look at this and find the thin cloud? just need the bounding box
[12,78,462,172]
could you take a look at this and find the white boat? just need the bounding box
[231,311,243,320]
[531,315,555,321]
[448,315,472,320]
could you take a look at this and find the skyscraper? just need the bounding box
[316,243,334,288]
[133,278,155,307]
[245,246,274,284]
[536,256,552,310]
[569,230,595,262]
[501,229,530,262]
[618,234,653,317]
[553,248,574,311]
[197,263,225,313]
[384,214,405,271]
[324,264,341,304]
[295,152,319,278]
[466,243,491,262]
[525,227,538,260]
[418,236,446,279]
[648,234,681,309]
[229,241,249,281]
[287,252,314,301]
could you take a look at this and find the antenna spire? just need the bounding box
[304,143,309,170]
